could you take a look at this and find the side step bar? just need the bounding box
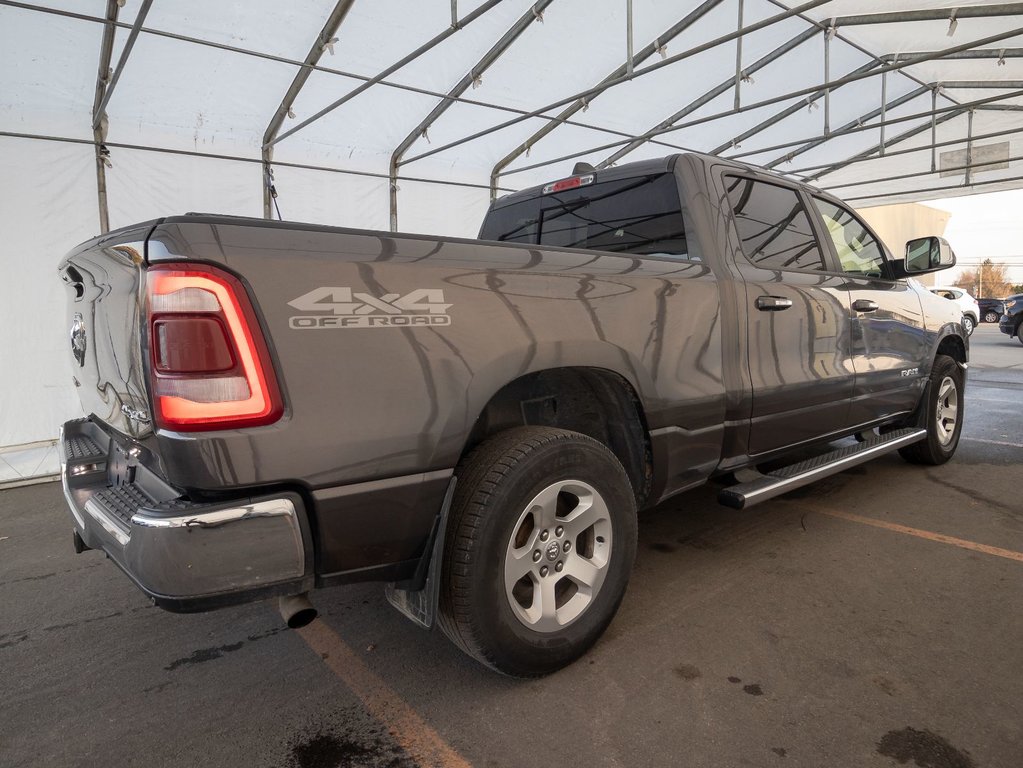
[718,428,927,510]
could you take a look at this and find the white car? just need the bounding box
[929,287,980,336]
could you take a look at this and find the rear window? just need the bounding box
[480,173,688,258]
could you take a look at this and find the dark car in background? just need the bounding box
[979,298,1005,324]
[998,294,1023,344]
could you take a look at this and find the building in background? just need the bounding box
[857,203,952,288]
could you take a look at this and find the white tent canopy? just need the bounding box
[3,0,1023,471]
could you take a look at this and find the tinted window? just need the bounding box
[812,198,887,277]
[480,173,688,258]
[726,177,825,271]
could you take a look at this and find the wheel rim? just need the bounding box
[963,317,974,334]
[503,480,612,633]
[985,312,997,323]
[935,375,959,446]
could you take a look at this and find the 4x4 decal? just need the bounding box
[288,287,452,329]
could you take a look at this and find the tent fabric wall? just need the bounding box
[3,0,1023,478]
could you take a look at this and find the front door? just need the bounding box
[809,197,929,425]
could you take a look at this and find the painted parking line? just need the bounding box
[788,503,1023,563]
[961,437,1023,448]
[299,620,472,768]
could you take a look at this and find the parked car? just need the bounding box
[978,297,1006,324]
[57,152,967,676]
[998,293,1023,345]
[929,287,980,335]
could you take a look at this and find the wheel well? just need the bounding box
[937,334,966,365]
[463,368,652,507]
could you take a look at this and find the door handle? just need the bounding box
[852,299,879,313]
[756,295,793,311]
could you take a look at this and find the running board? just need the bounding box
[718,428,927,510]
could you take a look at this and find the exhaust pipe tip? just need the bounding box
[279,592,318,629]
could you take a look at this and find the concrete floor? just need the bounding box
[1,325,1021,768]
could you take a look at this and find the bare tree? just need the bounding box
[956,259,1011,298]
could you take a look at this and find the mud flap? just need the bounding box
[384,477,456,630]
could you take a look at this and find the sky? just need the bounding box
[922,189,1023,289]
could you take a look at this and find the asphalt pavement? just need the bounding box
[1,325,1020,768]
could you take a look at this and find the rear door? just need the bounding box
[723,175,855,455]
[808,197,928,424]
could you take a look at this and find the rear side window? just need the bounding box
[480,173,688,258]
[725,177,825,271]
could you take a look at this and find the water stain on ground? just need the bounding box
[287,712,414,768]
[743,683,764,696]
[877,727,974,768]
[727,676,741,684]
[673,664,701,680]
[164,626,286,671]
[771,747,787,758]
[650,542,677,553]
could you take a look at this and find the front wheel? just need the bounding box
[438,427,637,677]
[1017,324,1023,347]
[962,315,975,336]
[899,354,965,465]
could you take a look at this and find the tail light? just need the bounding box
[145,263,283,431]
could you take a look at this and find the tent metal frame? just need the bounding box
[4,0,1023,229]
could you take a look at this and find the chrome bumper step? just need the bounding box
[718,428,927,510]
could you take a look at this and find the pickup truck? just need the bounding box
[58,152,966,677]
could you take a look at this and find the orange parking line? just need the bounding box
[792,503,1023,563]
[299,621,472,768]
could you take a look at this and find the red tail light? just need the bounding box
[146,264,283,431]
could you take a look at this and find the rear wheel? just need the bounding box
[438,427,637,677]
[962,315,975,336]
[984,311,999,323]
[899,354,964,465]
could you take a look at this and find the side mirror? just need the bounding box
[905,236,956,272]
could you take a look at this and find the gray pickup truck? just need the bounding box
[58,152,965,676]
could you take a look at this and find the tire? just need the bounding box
[962,315,975,336]
[1017,325,1023,347]
[438,426,637,677]
[899,354,965,465]
[984,311,998,324]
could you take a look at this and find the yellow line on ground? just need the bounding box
[299,620,472,768]
[789,503,1023,563]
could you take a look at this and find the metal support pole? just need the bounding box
[404,0,832,168]
[390,0,555,231]
[831,3,1023,26]
[931,87,938,173]
[91,0,119,234]
[273,0,505,148]
[601,27,817,168]
[734,0,744,110]
[451,0,458,28]
[626,0,634,77]
[806,110,963,182]
[489,0,722,199]
[966,109,975,185]
[787,125,1023,175]
[823,26,830,135]
[93,0,153,130]
[261,0,357,218]
[880,71,887,156]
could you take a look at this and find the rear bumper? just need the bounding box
[59,418,313,611]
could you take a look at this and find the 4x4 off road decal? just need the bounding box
[288,287,452,329]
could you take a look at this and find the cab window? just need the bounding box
[812,198,888,278]
[725,177,826,271]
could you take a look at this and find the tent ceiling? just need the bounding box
[4,0,1023,228]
